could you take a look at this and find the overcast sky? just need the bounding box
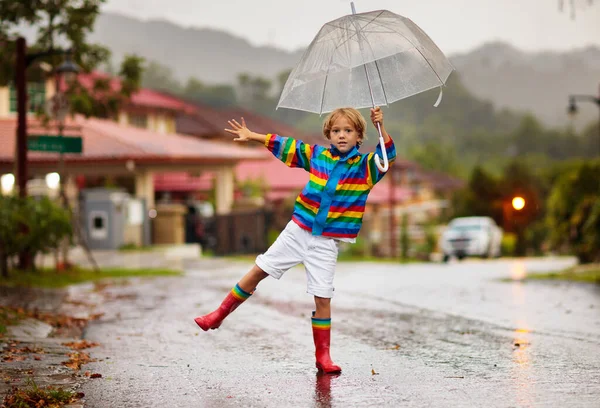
[101,0,600,54]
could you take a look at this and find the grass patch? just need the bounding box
[3,378,82,408]
[524,264,600,283]
[118,243,155,252]
[0,267,182,289]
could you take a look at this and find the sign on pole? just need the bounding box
[28,135,83,154]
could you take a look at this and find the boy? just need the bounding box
[194,107,396,374]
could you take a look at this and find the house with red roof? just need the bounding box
[0,72,269,247]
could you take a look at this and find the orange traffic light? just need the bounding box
[512,196,525,211]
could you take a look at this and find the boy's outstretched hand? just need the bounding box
[370,106,384,127]
[225,117,253,142]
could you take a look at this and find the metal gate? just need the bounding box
[214,210,270,255]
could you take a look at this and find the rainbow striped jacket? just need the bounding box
[265,134,396,239]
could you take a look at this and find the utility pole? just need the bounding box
[15,37,28,198]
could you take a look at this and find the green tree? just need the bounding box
[546,160,600,263]
[183,77,236,107]
[67,54,144,119]
[142,60,183,93]
[236,73,274,115]
[407,140,463,177]
[451,165,502,222]
[0,1,144,118]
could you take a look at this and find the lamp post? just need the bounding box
[567,84,600,156]
[15,37,79,269]
[14,36,79,198]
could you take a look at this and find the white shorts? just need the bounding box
[255,220,339,298]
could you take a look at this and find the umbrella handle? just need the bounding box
[374,122,389,172]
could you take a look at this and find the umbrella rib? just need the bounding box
[319,20,359,114]
[359,31,389,105]
[327,11,385,54]
[319,75,329,114]
[359,18,445,86]
[373,60,389,105]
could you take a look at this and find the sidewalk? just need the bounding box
[0,285,95,407]
[0,246,206,407]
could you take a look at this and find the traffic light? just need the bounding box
[512,196,525,211]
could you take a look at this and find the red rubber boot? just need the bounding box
[312,317,342,374]
[194,284,251,331]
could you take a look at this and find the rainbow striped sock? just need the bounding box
[311,316,331,330]
[230,283,252,302]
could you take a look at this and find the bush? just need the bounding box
[524,220,548,256]
[501,233,517,256]
[0,196,73,275]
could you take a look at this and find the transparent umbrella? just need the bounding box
[277,2,454,171]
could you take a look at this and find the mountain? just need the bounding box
[89,13,304,85]
[450,42,600,127]
[89,12,600,127]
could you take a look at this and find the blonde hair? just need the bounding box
[322,107,367,147]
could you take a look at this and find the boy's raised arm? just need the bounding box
[367,107,396,186]
[225,117,315,171]
[225,118,268,144]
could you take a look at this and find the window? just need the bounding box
[93,216,105,229]
[9,81,46,113]
[129,114,148,129]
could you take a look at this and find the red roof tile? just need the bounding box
[63,72,198,113]
[0,116,268,168]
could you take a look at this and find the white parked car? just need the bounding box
[440,216,502,262]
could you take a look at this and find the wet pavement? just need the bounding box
[78,255,600,407]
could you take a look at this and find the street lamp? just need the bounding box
[567,84,600,156]
[1,174,15,195]
[14,37,80,198]
[512,196,525,211]
[55,50,79,85]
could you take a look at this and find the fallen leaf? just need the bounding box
[34,356,41,361]
[371,369,379,375]
[90,373,102,379]
[62,352,94,370]
[63,340,100,350]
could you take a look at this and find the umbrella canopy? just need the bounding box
[277,8,454,114]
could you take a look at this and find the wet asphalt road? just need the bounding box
[79,256,600,407]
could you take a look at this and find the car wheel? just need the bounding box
[442,254,450,263]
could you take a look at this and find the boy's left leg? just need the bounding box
[311,296,342,374]
[312,296,341,374]
[304,236,340,374]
